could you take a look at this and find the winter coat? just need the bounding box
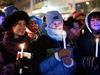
[0,32,41,75]
[33,35,75,75]
[73,8,100,75]
[74,30,100,75]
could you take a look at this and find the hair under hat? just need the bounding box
[45,11,63,26]
[2,11,30,32]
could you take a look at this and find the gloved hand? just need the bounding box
[82,56,100,70]
[58,48,72,59]
[15,57,32,68]
[62,57,73,65]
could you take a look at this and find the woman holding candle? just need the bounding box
[74,8,100,75]
[0,11,41,75]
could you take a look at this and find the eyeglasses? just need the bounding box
[73,26,81,30]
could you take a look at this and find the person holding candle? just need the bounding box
[0,11,41,75]
[34,11,75,75]
[73,8,100,75]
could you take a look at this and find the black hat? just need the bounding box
[2,11,30,31]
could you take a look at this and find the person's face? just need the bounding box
[12,20,27,37]
[70,22,81,39]
[46,20,64,41]
[49,20,63,30]
[0,16,4,25]
[90,17,100,31]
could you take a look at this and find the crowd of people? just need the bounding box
[0,5,100,75]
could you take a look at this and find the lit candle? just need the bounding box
[95,38,99,57]
[82,29,84,34]
[62,31,67,49]
[19,43,25,74]
[20,43,24,58]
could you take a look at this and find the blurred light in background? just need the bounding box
[86,2,90,5]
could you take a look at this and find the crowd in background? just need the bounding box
[0,5,100,75]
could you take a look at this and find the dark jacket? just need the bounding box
[74,32,100,75]
[74,8,100,75]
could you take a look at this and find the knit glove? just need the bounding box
[82,56,100,70]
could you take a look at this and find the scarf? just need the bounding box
[3,32,29,55]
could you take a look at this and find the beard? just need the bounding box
[45,26,67,41]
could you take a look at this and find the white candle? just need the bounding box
[62,31,67,49]
[19,43,25,74]
[95,38,99,57]
[20,43,24,58]
[19,69,22,74]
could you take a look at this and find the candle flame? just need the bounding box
[96,38,99,42]
[20,43,25,49]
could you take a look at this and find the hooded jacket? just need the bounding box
[85,8,100,37]
[74,8,100,75]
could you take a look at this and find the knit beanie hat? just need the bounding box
[45,11,63,26]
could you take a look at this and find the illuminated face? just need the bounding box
[12,20,27,38]
[90,17,100,31]
[48,20,63,30]
[0,16,4,25]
